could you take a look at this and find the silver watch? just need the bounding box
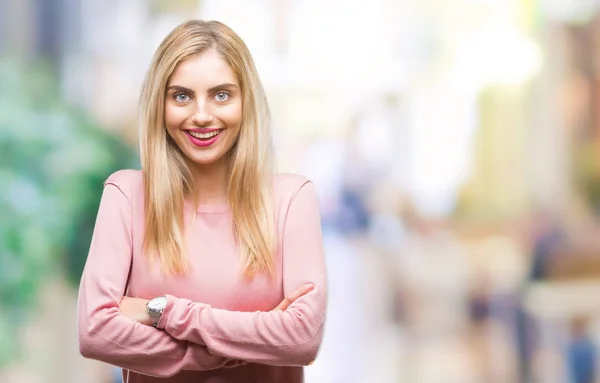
[146,296,167,327]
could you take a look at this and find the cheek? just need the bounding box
[164,105,186,131]
[223,103,243,128]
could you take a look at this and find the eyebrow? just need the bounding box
[166,83,239,95]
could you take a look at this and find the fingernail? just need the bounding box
[306,283,315,291]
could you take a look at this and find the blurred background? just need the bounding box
[3,0,600,382]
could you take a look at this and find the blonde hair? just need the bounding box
[138,20,275,277]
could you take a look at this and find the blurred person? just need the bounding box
[335,186,371,235]
[516,211,565,383]
[77,20,327,383]
[567,316,596,383]
[466,269,498,383]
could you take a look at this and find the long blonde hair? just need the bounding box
[138,20,275,277]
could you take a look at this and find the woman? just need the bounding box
[77,19,327,383]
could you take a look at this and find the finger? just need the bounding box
[272,298,291,312]
[273,293,297,312]
[287,283,314,302]
[273,283,314,312]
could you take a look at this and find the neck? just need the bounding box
[189,160,229,205]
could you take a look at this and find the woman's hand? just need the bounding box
[271,283,314,312]
[120,296,153,326]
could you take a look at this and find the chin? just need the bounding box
[191,158,222,167]
[187,149,229,167]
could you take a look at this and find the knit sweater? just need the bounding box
[77,170,327,382]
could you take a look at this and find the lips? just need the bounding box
[188,130,221,140]
[184,129,223,147]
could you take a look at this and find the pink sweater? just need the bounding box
[77,170,328,383]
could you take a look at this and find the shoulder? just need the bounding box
[272,173,322,233]
[272,172,318,206]
[103,169,143,201]
[273,172,311,196]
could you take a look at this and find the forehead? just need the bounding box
[168,49,238,87]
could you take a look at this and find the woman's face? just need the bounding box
[164,49,242,171]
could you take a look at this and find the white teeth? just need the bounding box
[189,130,220,139]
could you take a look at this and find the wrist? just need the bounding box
[146,296,167,327]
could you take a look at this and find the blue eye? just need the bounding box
[214,91,230,101]
[174,93,190,103]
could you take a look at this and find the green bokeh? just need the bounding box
[0,58,138,367]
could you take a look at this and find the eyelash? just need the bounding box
[172,91,231,103]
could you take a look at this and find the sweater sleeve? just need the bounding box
[77,178,235,377]
[156,180,328,366]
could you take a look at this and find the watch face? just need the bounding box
[148,296,167,311]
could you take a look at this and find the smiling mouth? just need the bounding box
[187,130,222,140]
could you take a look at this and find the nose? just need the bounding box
[191,103,214,126]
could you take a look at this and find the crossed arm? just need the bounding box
[119,284,314,326]
[77,179,327,377]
